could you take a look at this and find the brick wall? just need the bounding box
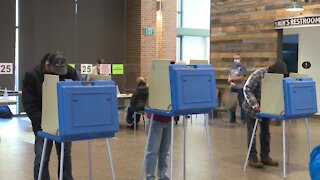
[125,0,176,92]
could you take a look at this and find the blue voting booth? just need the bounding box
[141,60,217,180]
[38,75,119,180]
[244,75,317,179]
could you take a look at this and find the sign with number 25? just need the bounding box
[0,63,13,74]
[81,64,93,74]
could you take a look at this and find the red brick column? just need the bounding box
[125,0,176,92]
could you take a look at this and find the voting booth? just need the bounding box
[40,75,119,141]
[260,73,317,118]
[244,73,317,179]
[148,60,217,115]
[141,60,217,180]
[39,75,119,180]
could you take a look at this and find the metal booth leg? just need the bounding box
[88,140,93,180]
[106,138,116,180]
[59,142,65,180]
[305,118,312,154]
[205,113,215,180]
[38,138,48,180]
[243,118,259,172]
[183,115,187,180]
[140,113,154,180]
[283,121,287,179]
[170,117,175,180]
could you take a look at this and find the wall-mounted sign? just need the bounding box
[302,61,311,69]
[0,63,13,74]
[81,64,93,74]
[112,64,124,75]
[274,15,320,29]
[144,27,155,35]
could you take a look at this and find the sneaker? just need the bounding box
[249,159,264,168]
[261,157,279,166]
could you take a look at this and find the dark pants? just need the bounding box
[126,106,141,125]
[246,114,270,160]
[34,135,73,180]
[229,88,245,123]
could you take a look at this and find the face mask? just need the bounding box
[234,59,240,64]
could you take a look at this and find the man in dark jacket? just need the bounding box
[126,77,149,127]
[22,52,78,180]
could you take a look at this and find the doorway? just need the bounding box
[282,34,299,74]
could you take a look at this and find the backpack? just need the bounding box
[310,145,320,180]
[0,105,13,118]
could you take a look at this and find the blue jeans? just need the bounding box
[246,114,270,160]
[229,88,245,123]
[34,135,73,180]
[145,118,172,180]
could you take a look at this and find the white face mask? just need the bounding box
[234,59,240,64]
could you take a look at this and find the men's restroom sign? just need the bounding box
[81,64,93,74]
[302,61,311,69]
[0,63,13,74]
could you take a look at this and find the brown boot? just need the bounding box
[249,159,264,168]
[261,157,279,166]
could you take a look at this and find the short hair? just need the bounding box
[97,59,105,64]
[136,77,146,86]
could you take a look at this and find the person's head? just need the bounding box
[97,59,105,65]
[43,52,68,75]
[136,77,146,86]
[176,60,187,65]
[268,60,288,76]
[233,53,241,64]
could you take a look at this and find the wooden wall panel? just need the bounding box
[211,0,320,88]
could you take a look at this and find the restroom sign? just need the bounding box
[274,15,320,29]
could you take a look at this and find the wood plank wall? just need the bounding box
[211,0,320,88]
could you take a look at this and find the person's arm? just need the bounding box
[243,71,260,110]
[22,72,42,133]
[130,89,138,108]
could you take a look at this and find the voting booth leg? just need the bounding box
[305,118,312,154]
[59,142,65,180]
[283,121,286,179]
[140,114,154,180]
[106,138,116,180]
[134,114,137,132]
[243,118,259,172]
[88,141,93,180]
[38,138,48,180]
[170,117,175,180]
[205,113,215,180]
[183,116,187,180]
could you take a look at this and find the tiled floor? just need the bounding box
[0,113,319,180]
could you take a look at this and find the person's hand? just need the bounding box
[229,82,236,88]
[227,77,232,83]
[253,104,260,111]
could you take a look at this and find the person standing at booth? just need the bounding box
[243,60,287,168]
[87,58,105,81]
[145,113,171,180]
[227,53,247,124]
[22,52,78,180]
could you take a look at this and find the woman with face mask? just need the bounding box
[227,53,247,124]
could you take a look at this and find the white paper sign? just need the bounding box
[81,64,93,74]
[99,64,111,75]
[0,63,13,74]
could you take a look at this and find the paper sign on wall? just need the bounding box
[0,63,13,74]
[112,64,124,75]
[81,64,93,74]
[99,64,111,75]
[68,64,76,68]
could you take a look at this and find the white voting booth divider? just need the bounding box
[140,60,217,180]
[243,73,317,179]
[39,75,119,180]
